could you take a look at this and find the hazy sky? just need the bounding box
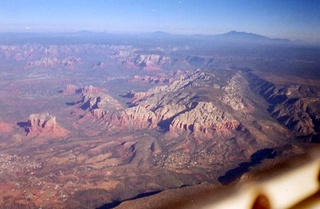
[1,0,319,41]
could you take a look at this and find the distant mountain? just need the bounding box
[212,30,291,44]
[217,30,269,40]
[151,31,171,36]
[0,30,294,46]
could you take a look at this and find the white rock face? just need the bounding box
[220,72,247,110]
[170,102,240,134]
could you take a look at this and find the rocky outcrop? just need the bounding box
[124,70,245,136]
[27,56,81,68]
[186,55,214,68]
[24,113,69,137]
[62,84,102,95]
[78,73,198,130]
[248,73,320,138]
[62,84,79,94]
[129,71,202,108]
[130,74,171,84]
[112,49,171,70]
[60,56,82,68]
[79,92,156,130]
[81,85,101,94]
[27,57,59,67]
[90,106,157,131]
[80,92,123,112]
[170,102,241,135]
[75,85,161,131]
[73,70,296,146]
[129,70,187,84]
[220,72,248,110]
[271,98,320,137]
[111,106,157,130]
[133,54,170,70]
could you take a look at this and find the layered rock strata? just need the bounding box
[24,113,69,137]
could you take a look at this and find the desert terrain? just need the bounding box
[0,32,319,208]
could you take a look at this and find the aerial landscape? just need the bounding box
[0,0,320,208]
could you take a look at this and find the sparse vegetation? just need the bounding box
[0,33,319,208]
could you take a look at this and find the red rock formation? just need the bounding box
[62,84,79,94]
[73,70,294,145]
[131,92,150,105]
[109,106,157,130]
[154,104,186,122]
[61,56,82,69]
[81,85,101,94]
[26,56,81,68]
[24,113,69,137]
[81,92,123,111]
[80,92,155,130]
[62,85,102,95]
